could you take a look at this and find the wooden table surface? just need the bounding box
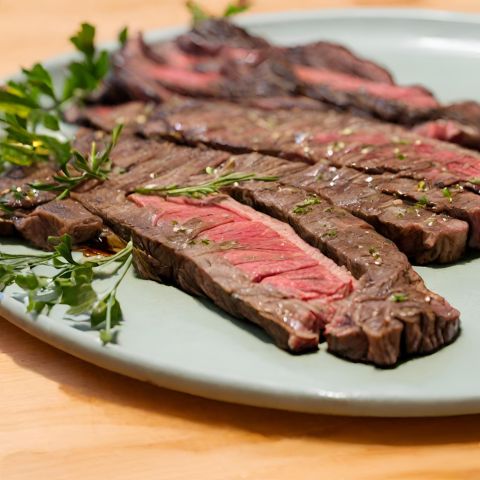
[1,1,480,478]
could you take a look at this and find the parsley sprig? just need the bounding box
[31,124,123,199]
[135,167,278,198]
[0,23,110,170]
[186,1,251,23]
[0,234,132,344]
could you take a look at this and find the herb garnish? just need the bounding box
[0,234,132,344]
[62,23,111,102]
[322,229,338,238]
[390,293,408,303]
[393,147,407,160]
[415,195,429,208]
[135,168,278,198]
[224,0,251,17]
[292,195,321,215]
[187,0,251,23]
[417,180,427,192]
[0,23,112,170]
[31,124,123,199]
[442,187,453,202]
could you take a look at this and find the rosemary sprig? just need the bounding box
[135,168,278,198]
[31,124,123,199]
[0,234,132,344]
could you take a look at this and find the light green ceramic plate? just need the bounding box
[1,9,479,417]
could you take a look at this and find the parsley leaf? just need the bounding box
[63,23,110,102]
[187,0,251,23]
[223,1,251,17]
[0,234,133,344]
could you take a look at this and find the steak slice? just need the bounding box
[78,187,355,353]
[66,102,155,134]
[284,164,468,264]
[0,164,56,209]
[112,34,298,102]
[143,98,480,187]
[295,66,439,124]
[285,41,394,84]
[366,174,480,249]
[413,119,480,151]
[14,199,103,250]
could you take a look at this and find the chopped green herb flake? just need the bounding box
[417,180,427,192]
[442,187,453,202]
[292,196,321,215]
[322,229,338,238]
[390,293,408,303]
[416,195,429,208]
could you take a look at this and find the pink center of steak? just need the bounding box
[142,62,221,90]
[295,65,439,109]
[130,194,355,306]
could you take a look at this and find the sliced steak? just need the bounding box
[175,18,271,53]
[295,66,439,124]
[78,187,355,353]
[66,102,155,133]
[140,101,471,262]
[284,163,468,264]
[70,128,460,365]
[75,163,459,366]
[0,164,56,209]
[112,34,298,101]
[326,267,459,365]
[413,119,480,151]
[14,199,103,250]
[367,175,480,249]
[285,41,394,84]
[110,34,177,103]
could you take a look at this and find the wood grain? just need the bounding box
[1,2,480,479]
